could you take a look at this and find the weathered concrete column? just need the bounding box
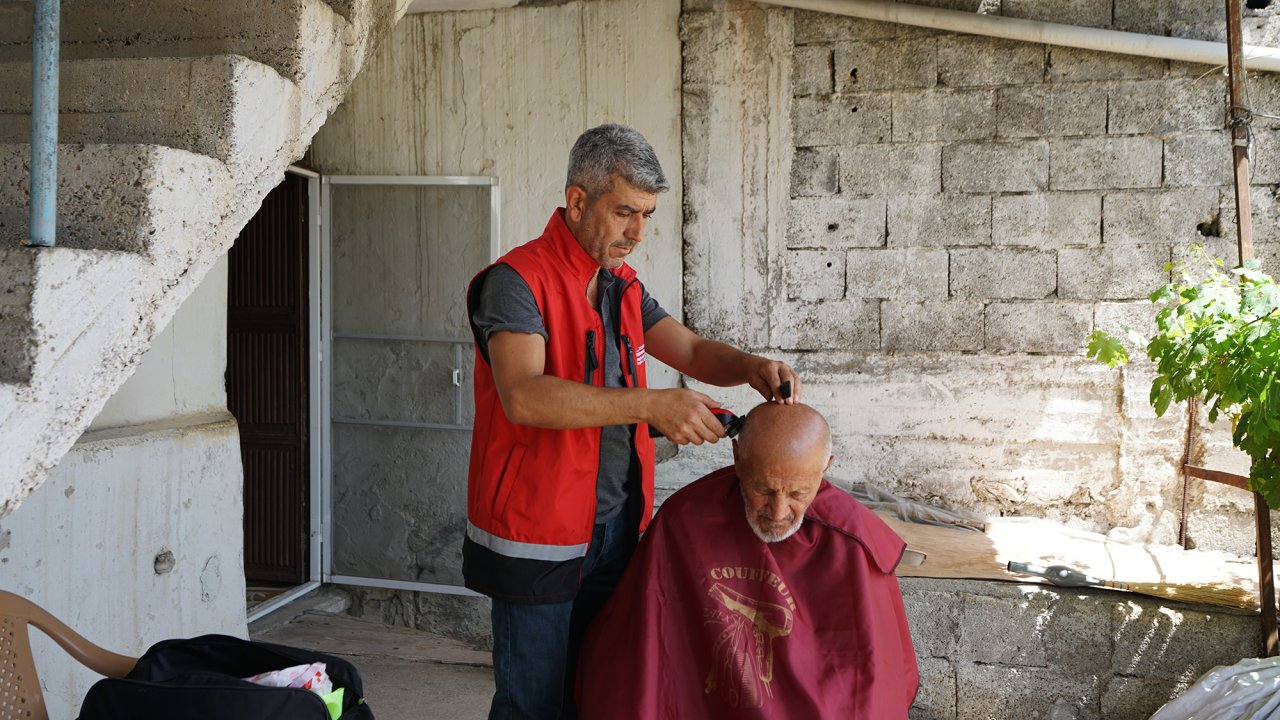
[681,0,793,350]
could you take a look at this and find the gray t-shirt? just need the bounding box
[471,263,669,522]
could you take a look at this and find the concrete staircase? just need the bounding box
[0,0,404,516]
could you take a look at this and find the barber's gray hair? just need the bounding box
[566,123,669,198]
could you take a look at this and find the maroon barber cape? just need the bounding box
[577,466,918,719]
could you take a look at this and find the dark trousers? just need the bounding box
[487,508,635,720]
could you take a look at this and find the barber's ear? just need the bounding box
[565,185,588,223]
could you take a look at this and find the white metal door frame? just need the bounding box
[246,164,325,623]
[319,174,499,597]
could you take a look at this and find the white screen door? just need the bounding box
[321,176,498,595]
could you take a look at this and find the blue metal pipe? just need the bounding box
[27,0,59,248]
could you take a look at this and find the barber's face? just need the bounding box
[737,458,828,544]
[565,177,656,269]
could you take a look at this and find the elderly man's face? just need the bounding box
[737,456,829,544]
[732,402,834,543]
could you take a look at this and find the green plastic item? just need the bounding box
[320,687,345,720]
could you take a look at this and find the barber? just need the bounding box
[464,123,800,720]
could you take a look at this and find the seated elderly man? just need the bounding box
[577,402,918,719]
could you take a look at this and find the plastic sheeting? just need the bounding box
[843,479,987,533]
[1151,657,1280,720]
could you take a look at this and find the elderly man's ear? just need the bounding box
[825,455,835,473]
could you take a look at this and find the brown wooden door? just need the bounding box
[227,172,310,584]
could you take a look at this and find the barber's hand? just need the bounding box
[645,389,727,445]
[747,357,802,404]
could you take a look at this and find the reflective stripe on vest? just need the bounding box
[466,522,589,562]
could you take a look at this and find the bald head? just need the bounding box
[734,402,832,469]
[733,403,834,543]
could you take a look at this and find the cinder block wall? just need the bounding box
[903,578,1262,720]
[681,0,1280,555]
[678,7,1280,716]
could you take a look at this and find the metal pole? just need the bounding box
[1178,397,1197,549]
[1225,0,1276,657]
[1256,494,1277,656]
[1227,0,1254,265]
[27,0,59,248]
[757,0,1280,73]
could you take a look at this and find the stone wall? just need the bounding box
[681,0,1280,554]
[333,5,1280,719]
[673,2,1280,716]
[906,578,1262,720]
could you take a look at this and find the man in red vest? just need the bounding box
[465,124,801,720]
[577,403,919,719]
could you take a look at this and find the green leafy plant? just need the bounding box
[1085,246,1280,507]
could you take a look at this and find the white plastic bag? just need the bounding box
[243,661,334,696]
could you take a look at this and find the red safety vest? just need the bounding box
[462,208,657,603]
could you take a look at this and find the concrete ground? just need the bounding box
[250,593,495,720]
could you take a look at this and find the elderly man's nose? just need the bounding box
[766,498,789,521]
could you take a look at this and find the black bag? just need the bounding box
[78,634,375,720]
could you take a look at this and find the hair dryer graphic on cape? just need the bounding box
[704,582,795,709]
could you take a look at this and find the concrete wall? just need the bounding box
[300,3,1280,717]
[669,2,1280,716]
[309,0,684,387]
[90,257,231,430]
[309,0,682,618]
[679,0,1280,556]
[906,578,1263,720]
[0,258,246,720]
